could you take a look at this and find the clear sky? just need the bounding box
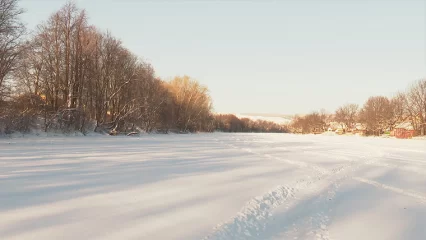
[18,0,426,115]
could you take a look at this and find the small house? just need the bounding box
[335,128,344,135]
[327,122,346,134]
[394,122,415,139]
[352,123,367,136]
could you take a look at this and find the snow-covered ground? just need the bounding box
[1,133,426,240]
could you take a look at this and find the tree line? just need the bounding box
[2,0,424,136]
[214,114,289,133]
[0,0,285,135]
[291,80,426,136]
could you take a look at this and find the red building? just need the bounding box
[394,122,416,139]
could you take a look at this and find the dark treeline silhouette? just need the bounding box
[214,114,289,133]
[290,80,426,136]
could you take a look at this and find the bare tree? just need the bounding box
[1,1,223,135]
[334,103,359,131]
[290,112,326,134]
[387,93,407,130]
[0,0,25,98]
[406,79,426,135]
[359,96,391,135]
[166,76,212,132]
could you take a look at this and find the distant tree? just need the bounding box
[387,93,407,131]
[213,114,288,133]
[290,112,325,134]
[359,96,391,135]
[290,115,304,133]
[405,80,426,135]
[166,76,212,132]
[334,104,359,131]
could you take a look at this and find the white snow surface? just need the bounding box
[1,133,426,240]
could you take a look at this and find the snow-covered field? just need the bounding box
[1,133,426,240]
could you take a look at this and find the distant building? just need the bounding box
[352,123,367,136]
[394,122,415,139]
[327,122,345,134]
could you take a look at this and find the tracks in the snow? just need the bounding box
[353,177,426,204]
[202,186,296,240]
[205,138,367,239]
[206,137,426,240]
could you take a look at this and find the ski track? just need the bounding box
[206,139,333,240]
[205,138,362,240]
[208,136,425,240]
[353,177,426,204]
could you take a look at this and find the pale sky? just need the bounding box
[19,0,426,115]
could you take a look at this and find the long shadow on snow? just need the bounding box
[0,147,257,211]
[1,167,293,240]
